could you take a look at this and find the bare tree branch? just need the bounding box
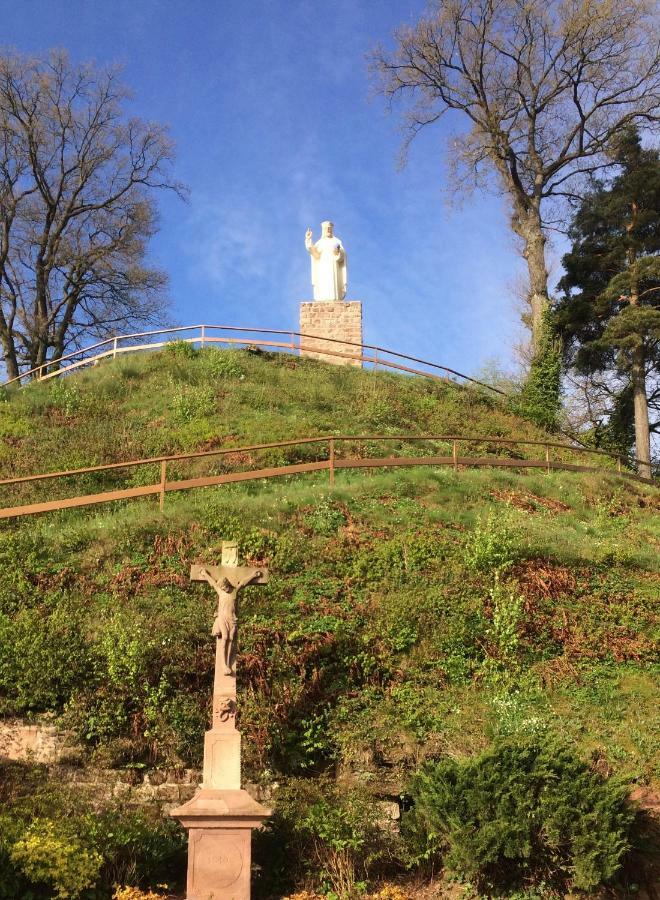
[372,0,660,345]
[0,49,187,377]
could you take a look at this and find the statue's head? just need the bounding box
[321,220,334,238]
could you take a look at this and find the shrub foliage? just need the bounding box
[406,735,634,891]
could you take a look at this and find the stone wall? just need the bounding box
[0,719,202,816]
[0,720,401,821]
[62,765,201,816]
[0,718,70,764]
[299,301,363,367]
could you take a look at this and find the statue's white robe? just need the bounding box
[310,236,347,301]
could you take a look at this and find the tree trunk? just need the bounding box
[631,343,652,479]
[0,328,19,381]
[626,212,652,480]
[511,201,549,346]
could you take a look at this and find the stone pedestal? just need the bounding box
[171,685,271,900]
[299,300,363,367]
[171,790,270,900]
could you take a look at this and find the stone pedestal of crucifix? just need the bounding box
[171,541,270,900]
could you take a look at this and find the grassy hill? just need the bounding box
[0,346,657,899]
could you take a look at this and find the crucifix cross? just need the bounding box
[191,541,268,727]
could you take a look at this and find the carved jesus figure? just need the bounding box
[305,220,347,301]
[199,567,262,675]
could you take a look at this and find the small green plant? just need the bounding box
[303,794,380,899]
[406,735,634,891]
[10,818,103,899]
[164,339,197,359]
[482,574,524,683]
[48,379,83,416]
[201,348,244,379]
[464,512,520,574]
[171,383,216,423]
[489,691,547,738]
[304,498,347,535]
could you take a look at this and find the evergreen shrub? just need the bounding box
[405,735,633,891]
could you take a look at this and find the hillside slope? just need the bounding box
[0,344,618,484]
[0,347,657,898]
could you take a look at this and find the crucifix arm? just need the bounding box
[199,568,219,589]
[236,570,262,591]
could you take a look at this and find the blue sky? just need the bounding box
[2,0,545,377]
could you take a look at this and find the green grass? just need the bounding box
[0,350,620,493]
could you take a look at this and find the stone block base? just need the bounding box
[186,826,251,900]
[171,789,271,900]
[299,301,363,367]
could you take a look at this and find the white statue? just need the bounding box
[305,221,347,301]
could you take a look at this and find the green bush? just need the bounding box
[464,512,520,574]
[0,599,89,713]
[200,348,244,379]
[405,735,634,891]
[9,818,102,899]
[88,810,186,892]
[511,308,562,432]
[164,339,197,360]
[0,765,186,899]
[301,788,384,898]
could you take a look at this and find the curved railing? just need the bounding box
[1,324,507,396]
[0,433,651,521]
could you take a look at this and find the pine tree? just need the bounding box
[557,129,660,478]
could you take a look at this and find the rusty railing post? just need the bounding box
[453,439,458,472]
[545,444,551,474]
[159,460,167,511]
[329,438,335,487]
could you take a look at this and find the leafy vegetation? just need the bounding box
[0,350,657,897]
[512,309,563,433]
[0,762,185,899]
[406,735,634,891]
[556,127,660,476]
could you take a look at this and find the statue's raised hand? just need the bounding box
[305,228,313,242]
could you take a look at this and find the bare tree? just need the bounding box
[373,0,660,347]
[0,50,185,380]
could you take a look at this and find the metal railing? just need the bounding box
[0,433,650,521]
[1,324,507,396]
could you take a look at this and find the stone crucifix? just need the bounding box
[172,541,271,900]
[190,541,268,727]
